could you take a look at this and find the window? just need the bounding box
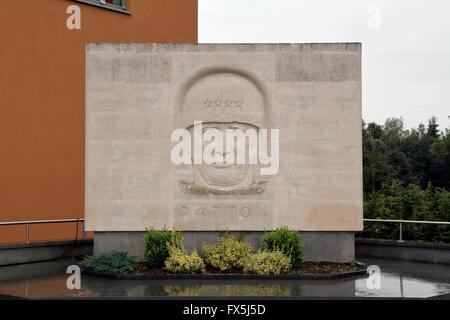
[100,0,126,9]
[73,0,131,14]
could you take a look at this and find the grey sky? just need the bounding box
[199,0,450,130]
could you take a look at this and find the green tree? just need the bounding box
[361,116,449,243]
[427,116,440,139]
[381,117,406,148]
[429,128,450,189]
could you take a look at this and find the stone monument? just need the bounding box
[85,43,362,262]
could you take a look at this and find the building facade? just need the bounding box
[0,0,198,244]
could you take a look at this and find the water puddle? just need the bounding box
[0,257,448,298]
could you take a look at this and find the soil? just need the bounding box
[290,262,359,274]
[130,261,359,275]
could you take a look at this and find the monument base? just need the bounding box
[94,231,355,263]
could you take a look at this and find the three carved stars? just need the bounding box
[203,98,243,110]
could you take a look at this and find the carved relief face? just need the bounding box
[179,71,268,194]
[187,122,257,189]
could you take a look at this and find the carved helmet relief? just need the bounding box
[178,69,269,195]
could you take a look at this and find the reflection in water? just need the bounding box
[161,284,300,297]
[0,257,449,298]
[355,256,450,298]
[81,279,308,298]
[355,273,450,298]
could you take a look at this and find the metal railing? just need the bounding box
[363,218,450,242]
[1,218,448,244]
[0,218,86,244]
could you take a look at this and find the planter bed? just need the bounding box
[82,261,367,280]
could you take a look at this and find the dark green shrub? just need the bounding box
[80,250,135,273]
[261,227,304,267]
[144,227,185,268]
[143,227,171,268]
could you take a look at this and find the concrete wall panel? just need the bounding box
[86,43,363,232]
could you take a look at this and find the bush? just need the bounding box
[168,228,186,252]
[243,250,291,275]
[261,227,304,267]
[165,245,206,274]
[360,181,450,243]
[143,227,184,268]
[143,227,171,268]
[80,250,136,273]
[202,233,253,271]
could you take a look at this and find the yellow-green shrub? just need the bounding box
[243,250,291,275]
[202,233,253,271]
[164,246,206,274]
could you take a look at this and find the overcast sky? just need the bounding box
[199,0,450,130]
